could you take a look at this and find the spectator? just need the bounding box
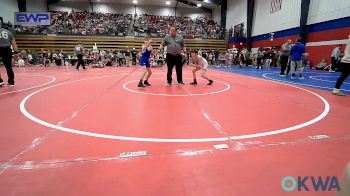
[14,11,223,39]
[131,48,138,65]
[305,60,313,69]
[330,45,342,72]
[125,46,131,67]
[316,59,328,70]
[256,48,264,69]
[280,39,292,76]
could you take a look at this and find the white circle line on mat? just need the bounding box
[309,75,350,85]
[263,72,350,92]
[0,75,56,96]
[19,74,330,143]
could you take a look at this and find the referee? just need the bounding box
[0,18,17,87]
[160,27,186,86]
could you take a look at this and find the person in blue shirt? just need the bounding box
[290,38,306,79]
[138,36,153,88]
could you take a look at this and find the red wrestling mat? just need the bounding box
[0,66,349,195]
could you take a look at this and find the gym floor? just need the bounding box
[0,66,349,195]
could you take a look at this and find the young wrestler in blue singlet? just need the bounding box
[138,36,153,88]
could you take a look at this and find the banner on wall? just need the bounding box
[270,0,282,13]
[14,12,51,26]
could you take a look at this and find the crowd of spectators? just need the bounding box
[10,46,345,72]
[14,11,133,35]
[13,11,223,39]
[134,14,222,39]
[228,23,245,38]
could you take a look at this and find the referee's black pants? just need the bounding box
[280,55,289,75]
[0,47,14,85]
[76,54,85,69]
[166,54,183,84]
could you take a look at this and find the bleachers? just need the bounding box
[15,34,227,53]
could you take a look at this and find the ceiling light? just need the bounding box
[133,0,138,4]
[166,1,170,5]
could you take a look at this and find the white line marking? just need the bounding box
[308,135,331,140]
[213,144,229,149]
[119,151,147,158]
[177,149,213,156]
[306,39,349,47]
[263,72,350,92]
[19,74,330,143]
[309,75,350,85]
[0,133,50,175]
[0,75,56,96]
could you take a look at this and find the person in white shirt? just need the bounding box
[189,50,213,85]
[208,53,214,65]
[228,52,234,66]
[330,45,342,72]
[332,36,349,96]
[75,41,86,70]
[18,58,25,67]
[28,53,33,65]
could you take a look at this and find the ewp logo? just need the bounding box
[282,176,341,192]
[15,12,51,26]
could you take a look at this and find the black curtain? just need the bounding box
[90,1,94,12]
[299,0,311,44]
[220,0,227,38]
[17,0,26,12]
[47,0,59,11]
[246,0,255,50]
